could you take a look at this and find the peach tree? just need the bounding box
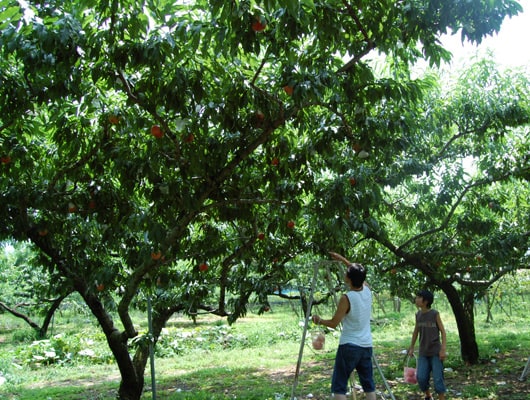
[0,0,526,398]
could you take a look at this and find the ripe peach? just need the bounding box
[251,17,267,32]
[150,125,163,138]
[283,85,294,96]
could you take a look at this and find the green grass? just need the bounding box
[1,296,529,399]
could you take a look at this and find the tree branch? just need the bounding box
[116,69,181,155]
[452,265,520,289]
[341,0,371,42]
[398,173,514,251]
[0,300,41,331]
[304,101,354,138]
[336,1,376,73]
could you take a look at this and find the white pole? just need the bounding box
[291,262,320,400]
[520,356,530,381]
[147,295,156,400]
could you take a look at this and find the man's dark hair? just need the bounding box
[417,289,434,308]
[347,263,367,288]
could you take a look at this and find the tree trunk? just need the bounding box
[82,292,145,400]
[393,296,401,313]
[440,283,479,365]
[299,286,309,318]
[113,331,144,400]
[109,303,181,399]
[39,293,70,338]
[129,304,182,399]
[485,291,493,323]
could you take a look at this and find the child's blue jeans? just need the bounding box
[417,355,446,394]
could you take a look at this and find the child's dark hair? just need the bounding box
[417,289,434,308]
[347,263,367,288]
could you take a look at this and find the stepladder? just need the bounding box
[520,356,530,381]
[348,353,396,400]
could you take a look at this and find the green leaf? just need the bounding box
[0,5,22,30]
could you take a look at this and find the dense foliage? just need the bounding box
[1,0,528,398]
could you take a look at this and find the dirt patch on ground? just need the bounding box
[26,372,121,390]
[441,355,530,400]
[250,356,530,400]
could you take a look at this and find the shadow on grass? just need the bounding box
[132,357,342,399]
[3,348,529,399]
[1,384,118,400]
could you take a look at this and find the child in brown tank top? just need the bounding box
[408,290,447,400]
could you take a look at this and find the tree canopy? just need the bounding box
[1,0,528,398]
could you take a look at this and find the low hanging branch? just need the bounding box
[0,292,71,338]
[0,301,41,331]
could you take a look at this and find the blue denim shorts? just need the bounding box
[331,344,375,395]
[417,355,447,394]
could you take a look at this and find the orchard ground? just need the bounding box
[0,293,529,400]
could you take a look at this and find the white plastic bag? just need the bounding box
[403,355,417,384]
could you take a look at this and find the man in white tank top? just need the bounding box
[312,252,376,400]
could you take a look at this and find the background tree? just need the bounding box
[0,240,72,338]
[0,0,526,398]
[310,57,530,364]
